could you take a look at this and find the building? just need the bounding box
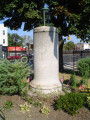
[75,44,84,50]
[75,43,90,51]
[0,24,8,46]
[0,24,8,58]
[8,46,27,56]
[84,43,90,50]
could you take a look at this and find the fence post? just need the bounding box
[80,50,82,58]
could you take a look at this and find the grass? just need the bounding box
[59,70,90,87]
[59,70,82,81]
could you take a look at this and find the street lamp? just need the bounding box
[13,34,18,57]
[42,5,49,26]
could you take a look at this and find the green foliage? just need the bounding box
[34,100,41,108]
[78,58,90,87]
[80,76,88,86]
[80,87,90,93]
[0,0,44,30]
[21,90,28,101]
[0,0,89,43]
[20,102,31,113]
[8,33,24,47]
[55,93,87,115]
[0,59,31,95]
[87,96,90,108]
[28,97,33,104]
[63,41,75,50]
[70,73,77,89]
[3,100,13,110]
[45,0,89,42]
[77,58,90,77]
[41,105,50,115]
[39,93,51,102]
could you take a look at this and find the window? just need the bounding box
[3,39,5,44]
[3,30,5,35]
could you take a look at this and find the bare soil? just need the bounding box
[0,95,90,120]
[0,71,90,120]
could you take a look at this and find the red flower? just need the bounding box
[60,76,64,83]
[82,84,85,89]
[26,77,31,83]
[79,85,82,89]
[78,84,85,89]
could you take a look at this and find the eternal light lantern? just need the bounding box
[42,5,49,26]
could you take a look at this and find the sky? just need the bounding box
[0,20,81,44]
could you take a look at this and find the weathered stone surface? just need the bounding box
[30,26,62,93]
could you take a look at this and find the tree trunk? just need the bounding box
[59,35,64,72]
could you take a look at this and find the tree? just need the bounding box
[0,0,89,71]
[63,41,75,50]
[0,0,44,30]
[23,35,33,45]
[45,0,90,71]
[76,0,90,43]
[8,33,24,46]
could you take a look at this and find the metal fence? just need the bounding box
[2,48,90,72]
[63,50,90,71]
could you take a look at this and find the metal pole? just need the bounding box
[43,11,45,26]
[22,46,23,56]
[15,42,16,58]
[48,13,49,26]
[81,50,82,59]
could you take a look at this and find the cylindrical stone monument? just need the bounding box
[30,26,62,94]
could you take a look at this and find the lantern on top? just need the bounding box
[67,36,71,40]
[42,5,49,26]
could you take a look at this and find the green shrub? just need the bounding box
[34,100,41,108]
[21,90,28,101]
[77,58,90,77]
[55,93,87,115]
[3,100,13,110]
[41,105,50,115]
[87,96,90,109]
[80,75,88,86]
[28,97,33,104]
[0,59,31,95]
[20,102,31,113]
[70,73,77,89]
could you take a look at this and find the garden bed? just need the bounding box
[0,59,90,120]
[0,95,90,120]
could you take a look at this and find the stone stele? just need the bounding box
[30,26,62,94]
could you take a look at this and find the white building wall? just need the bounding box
[84,43,90,50]
[0,24,8,46]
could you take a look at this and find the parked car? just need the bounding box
[7,55,22,60]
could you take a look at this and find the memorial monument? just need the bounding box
[30,26,62,94]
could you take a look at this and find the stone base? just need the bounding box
[30,80,62,94]
[27,89,65,99]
